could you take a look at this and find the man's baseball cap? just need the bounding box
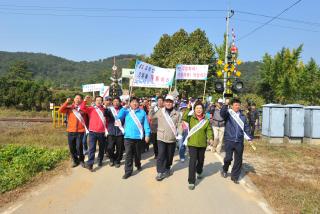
[165,94,174,101]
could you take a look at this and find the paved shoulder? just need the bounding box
[1,151,269,214]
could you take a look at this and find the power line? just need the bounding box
[236,0,303,42]
[0,3,318,27]
[0,4,227,12]
[0,7,317,33]
[234,18,318,33]
[0,10,225,20]
[235,10,320,27]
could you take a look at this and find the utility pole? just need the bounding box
[223,10,234,98]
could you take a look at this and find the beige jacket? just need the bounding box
[150,107,182,143]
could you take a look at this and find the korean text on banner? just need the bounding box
[82,83,104,92]
[175,65,208,80]
[133,60,175,88]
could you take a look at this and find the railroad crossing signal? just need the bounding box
[213,49,244,97]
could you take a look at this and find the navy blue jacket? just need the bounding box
[104,106,124,136]
[220,105,252,143]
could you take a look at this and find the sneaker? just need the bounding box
[180,158,185,163]
[136,166,142,171]
[221,170,228,178]
[98,161,103,167]
[71,162,79,168]
[85,164,94,172]
[80,161,85,168]
[109,162,115,167]
[197,173,203,179]
[231,177,239,184]
[122,173,131,179]
[188,184,195,190]
[115,163,121,168]
[165,169,174,177]
[155,173,166,181]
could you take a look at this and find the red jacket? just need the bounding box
[59,102,87,133]
[80,101,107,133]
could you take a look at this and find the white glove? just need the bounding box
[176,135,183,140]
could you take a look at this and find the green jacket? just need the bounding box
[182,108,213,148]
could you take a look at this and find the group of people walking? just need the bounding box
[59,93,255,190]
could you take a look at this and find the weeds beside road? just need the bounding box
[244,139,320,213]
[0,122,69,206]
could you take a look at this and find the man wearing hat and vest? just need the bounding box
[117,97,151,179]
[220,98,253,184]
[59,94,88,168]
[210,98,225,153]
[150,94,182,181]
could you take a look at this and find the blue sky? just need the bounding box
[0,0,319,63]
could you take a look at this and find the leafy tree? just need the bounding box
[258,45,320,105]
[5,61,32,80]
[0,62,52,110]
[149,28,215,98]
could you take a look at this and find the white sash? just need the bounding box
[109,106,124,134]
[94,106,109,136]
[183,118,207,145]
[129,109,144,139]
[72,108,89,134]
[154,106,159,112]
[161,108,177,137]
[228,109,251,141]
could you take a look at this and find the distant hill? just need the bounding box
[0,51,262,93]
[0,51,136,88]
[238,61,262,93]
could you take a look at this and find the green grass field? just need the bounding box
[0,107,51,118]
[0,123,69,194]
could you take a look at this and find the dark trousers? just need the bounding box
[150,133,158,157]
[82,133,88,153]
[87,132,106,166]
[249,122,255,137]
[124,139,142,175]
[140,138,149,153]
[156,140,176,173]
[223,140,244,180]
[68,132,85,163]
[107,135,124,164]
[188,146,206,184]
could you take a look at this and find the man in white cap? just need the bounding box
[150,94,181,181]
[209,98,225,153]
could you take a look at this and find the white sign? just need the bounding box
[122,68,135,78]
[133,60,175,88]
[82,83,104,92]
[49,103,54,110]
[176,64,208,80]
[100,86,110,97]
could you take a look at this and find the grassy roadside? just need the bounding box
[0,107,51,118]
[0,122,69,206]
[243,139,320,213]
